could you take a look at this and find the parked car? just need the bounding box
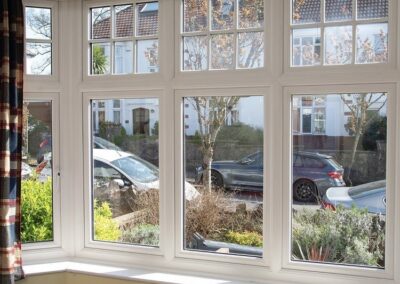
[36,149,199,200]
[93,149,199,200]
[195,151,345,202]
[322,180,386,215]
[22,162,33,179]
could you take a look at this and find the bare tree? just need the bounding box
[341,93,387,185]
[188,97,240,192]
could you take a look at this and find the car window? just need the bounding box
[302,157,325,168]
[111,156,158,183]
[94,160,124,180]
[349,180,386,197]
[293,155,303,167]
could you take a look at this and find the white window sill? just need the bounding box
[24,261,270,284]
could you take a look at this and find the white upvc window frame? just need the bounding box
[282,83,397,279]
[82,89,166,256]
[23,0,59,81]
[22,92,62,252]
[174,87,272,267]
[284,0,398,72]
[83,0,161,79]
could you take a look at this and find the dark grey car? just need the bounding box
[195,151,345,202]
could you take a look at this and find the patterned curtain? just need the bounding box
[0,0,25,283]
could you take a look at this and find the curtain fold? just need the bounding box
[0,0,25,283]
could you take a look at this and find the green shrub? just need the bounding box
[121,224,159,246]
[225,231,262,247]
[292,206,385,267]
[21,178,53,243]
[94,200,121,242]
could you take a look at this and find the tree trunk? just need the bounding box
[202,148,213,192]
[346,131,361,186]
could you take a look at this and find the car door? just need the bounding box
[230,152,263,189]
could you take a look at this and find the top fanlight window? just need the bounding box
[290,0,389,67]
[181,0,265,71]
[89,2,159,75]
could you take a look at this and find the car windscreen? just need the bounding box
[349,180,386,197]
[94,137,122,151]
[111,156,158,183]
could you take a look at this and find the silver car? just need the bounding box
[322,180,386,215]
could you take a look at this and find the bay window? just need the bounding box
[20,0,400,284]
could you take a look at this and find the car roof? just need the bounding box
[93,149,133,163]
[295,151,332,159]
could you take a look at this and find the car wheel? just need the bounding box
[293,179,317,202]
[211,171,224,189]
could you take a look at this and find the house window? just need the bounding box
[291,0,388,67]
[90,98,159,246]
[181,0,264,71]
[22,101,54,243]
[133,108,150,135]
[291,93,387,268]
[25,6,53,75]
[292,96,326,135]
[182,95,264,257]
[89,2,159,75]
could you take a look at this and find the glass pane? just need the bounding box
[25,7,51,40]
[291,93,387,268]
[356,23,388,64]
[238,32,264,69]
[357,0,388,20]
[292,28,321,67]
[183,96,264,257]
[91,43,111,75]
[91,98,160,246]
[324,26,352,65]
[26,43,52,75]
[137,40,159,73]
[292,0,321,25]
[137,2,159,36]
[91,7,111,39]
[211,34,234,70]
[22,101,53,243]
[183,0,208,32]
[211,0,234,30]
[325,0,352,22]
[115,5,133,38]
[114,41,133,74]
[238,0,264,28]
[183,36,208,71]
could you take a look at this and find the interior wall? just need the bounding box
[20,273,150,284]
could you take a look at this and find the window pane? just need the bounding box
[183,96,264,257]
[91,43,111,75]
[357,0,388,20]
[238,32,264,69]
[211,34,234,70]
[114,41,133,74]
[22,101,53,243]
[291,93,387,268]
[356,23,388,64]
[26,43,52,75]
[325,0,352,22]
[238,0,264,29]
[292,28,321,67]
[137,2,159,36]
[183,0,208,32]
[25,7,51,40]
[211,0,234,30]
[115,5,133,38]
[324,26,352,65]
[91,98,160,246]
[91,7,111,39]
[292,0,321,25]
[183,36,208,71]
[137,40,159,73]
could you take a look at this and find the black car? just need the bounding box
[195,151,345,202]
